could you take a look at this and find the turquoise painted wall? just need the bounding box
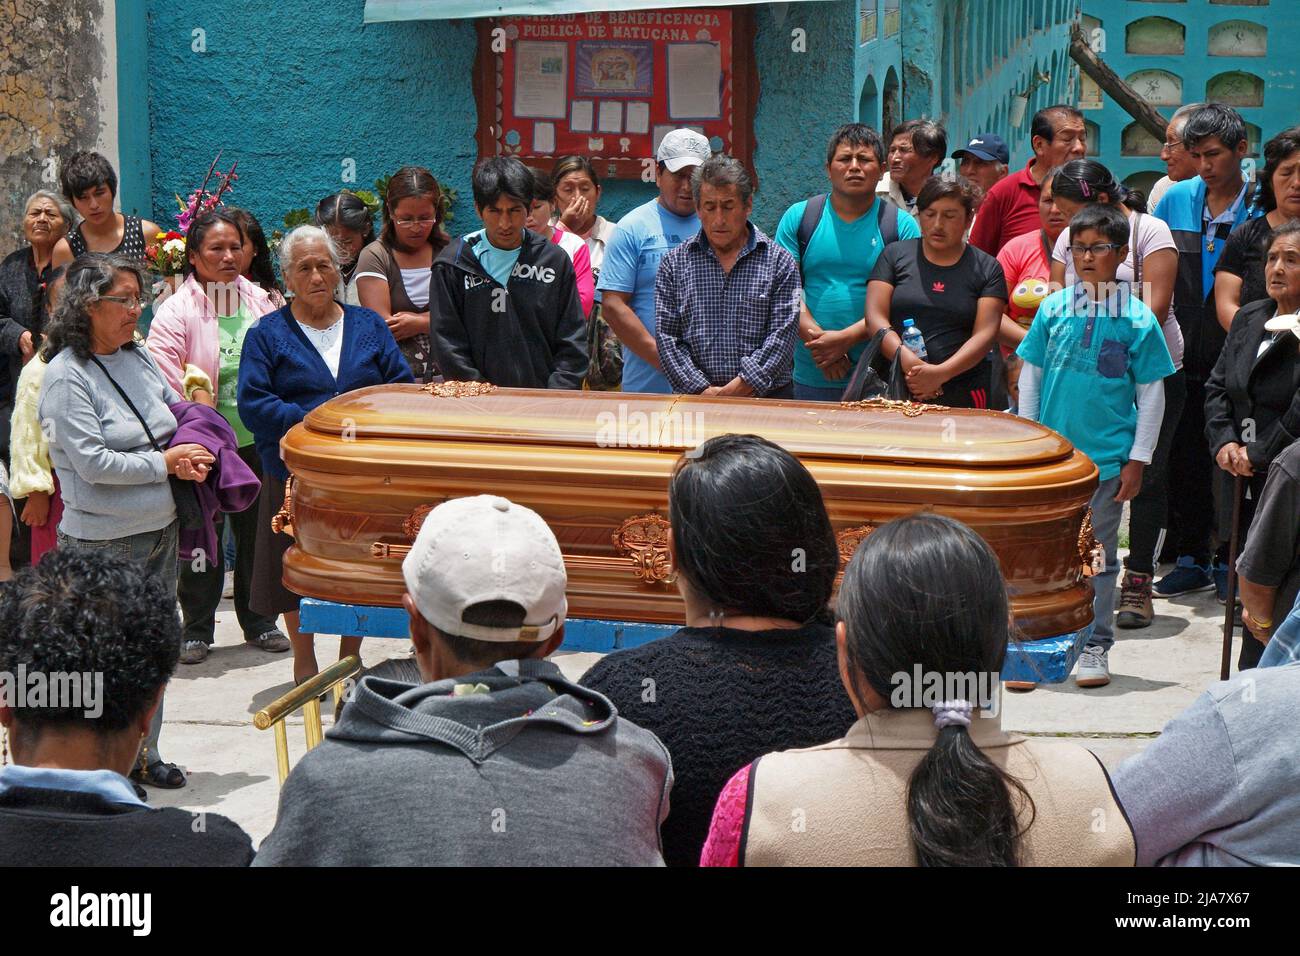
[853,0,1075,169]
[145,2,479,241]
[750,1,857,231]
[1080,0,1298,189]
[916,0,1076,166]
[116,0,152,221]
[854,0,905,132]
[140,1,1069,241]
[143,0,856,237]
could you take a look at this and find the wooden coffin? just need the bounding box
[278,385,1100,640]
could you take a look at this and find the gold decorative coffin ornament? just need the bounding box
[277,385,1099,639]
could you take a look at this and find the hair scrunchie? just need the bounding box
[932,699,973,730]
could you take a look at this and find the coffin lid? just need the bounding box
[301,385,1079,467]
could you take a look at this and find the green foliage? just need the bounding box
[347,189,381,218]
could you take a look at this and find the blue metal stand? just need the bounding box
[298,599,1092,683]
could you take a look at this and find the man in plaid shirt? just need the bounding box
[654,155,800,398]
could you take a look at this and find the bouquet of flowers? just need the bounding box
[146,153,238,286]
[145,230,188,276]
[175,151,239,233]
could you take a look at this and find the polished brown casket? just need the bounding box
[277,385,1099,640]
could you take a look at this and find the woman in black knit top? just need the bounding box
[0,550,253,866]
[581,434,857,867]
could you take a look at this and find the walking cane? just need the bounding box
[1220,474,1245,681]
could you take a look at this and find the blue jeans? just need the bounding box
[57,521,180,764]
[793,382,846,402]
[1260,590,1300,668]
[1088,477,1123,651]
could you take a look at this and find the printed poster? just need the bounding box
[513,40,568,118]
[576,41,654,98]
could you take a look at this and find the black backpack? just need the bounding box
[795,193,900,278]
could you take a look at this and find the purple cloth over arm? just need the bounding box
[168,401,262,561]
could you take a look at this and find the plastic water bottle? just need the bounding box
[901,318,928,360]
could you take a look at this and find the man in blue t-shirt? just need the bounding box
[774,124,920,401]
[1017,205,1174,690]
[597,129,710,394]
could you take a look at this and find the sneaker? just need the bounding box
[1075,644,1110,687]
[179,640,209,664]
[1116,571,1154,628]
[1153,557,1214,597]
[246,629,291,653]
[222,571,235,600]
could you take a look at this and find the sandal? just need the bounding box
[131,760,187,789]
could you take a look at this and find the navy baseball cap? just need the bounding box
[953,134,1009,164]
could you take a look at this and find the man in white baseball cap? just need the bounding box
[401,494,568,671]
[597,128,712,394]
[254,494,674,867]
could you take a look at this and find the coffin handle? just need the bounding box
[611,514,676,585]
[836,523,878,566]
[272,477,295,539]
[1078,509,1102,576]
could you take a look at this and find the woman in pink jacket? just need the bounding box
[148,209,288,665]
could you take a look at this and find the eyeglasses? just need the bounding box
[394,218,436,228]
[1161,139,1184,153]
[1069,242,1123,258]
[100,294,152,309]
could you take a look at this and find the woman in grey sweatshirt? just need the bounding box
[37,255,215,790]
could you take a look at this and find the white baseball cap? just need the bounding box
[401,495,568,643]
[656,128,712,172]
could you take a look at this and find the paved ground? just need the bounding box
[149,569,1244,846]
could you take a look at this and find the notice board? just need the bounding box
[474,9,756,181]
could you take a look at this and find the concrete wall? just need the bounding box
[142,0,857,238]
[854,0,1075,174]
[854,0,905,133]
[911,0,1076,165]
[0,0,119,245]
[144,1,480,242]
[135,1,1068,244]
[750,0,858,231]
[1080,0,1298,191]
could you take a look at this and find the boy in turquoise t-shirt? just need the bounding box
[1017,205,1174,688]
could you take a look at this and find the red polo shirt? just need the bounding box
[970,157,1042,256]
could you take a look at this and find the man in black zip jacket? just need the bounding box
[430,157,587,390]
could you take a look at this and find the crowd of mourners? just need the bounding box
[0,99,1299,867]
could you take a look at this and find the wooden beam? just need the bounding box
[1068,23,1168,142]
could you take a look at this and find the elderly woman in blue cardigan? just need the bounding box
[238,225,413,684]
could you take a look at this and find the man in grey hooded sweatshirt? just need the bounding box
[253,495,673,866]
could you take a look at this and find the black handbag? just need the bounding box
[841,327,908,402]
[89,352,206,531]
